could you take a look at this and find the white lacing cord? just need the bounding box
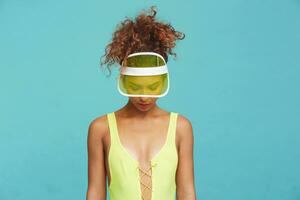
[136,162,158,200]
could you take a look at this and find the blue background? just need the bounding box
[1,0,300,200]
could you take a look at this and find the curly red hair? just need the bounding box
[100,6,185,76]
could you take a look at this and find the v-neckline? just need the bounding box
[112,112,172,166]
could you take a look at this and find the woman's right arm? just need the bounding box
[86,117,107,200]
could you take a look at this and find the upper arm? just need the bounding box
[86,116,107,199]
[175,114,196,200]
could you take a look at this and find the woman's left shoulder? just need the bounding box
[172,112,194,144]
[173,112,193,133]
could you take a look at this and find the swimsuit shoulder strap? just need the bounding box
[166,112,178,147]
[106,112,119,147]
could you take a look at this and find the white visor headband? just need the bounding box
[117,52,170,98]
[120,52,168,76]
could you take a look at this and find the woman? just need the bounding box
[86,6,196,200]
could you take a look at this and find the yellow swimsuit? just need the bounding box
[106,111,178,200]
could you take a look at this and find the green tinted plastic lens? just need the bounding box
[118,52,169,97]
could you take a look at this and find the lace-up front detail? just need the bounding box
[107,111,178,200]
[136,162,158,200]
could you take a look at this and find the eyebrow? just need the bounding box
[128,81,141,87]
[129,81,160,86]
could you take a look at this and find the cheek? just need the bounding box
[151,98,158,103]
[129,97,139,103]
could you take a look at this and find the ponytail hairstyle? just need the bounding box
[100,6,185,76]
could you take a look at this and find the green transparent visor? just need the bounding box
[117,52,169,97]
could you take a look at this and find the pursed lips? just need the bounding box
[139,103,151,105]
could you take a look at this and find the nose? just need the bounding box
[139,96,150,102]
[140,87,147,96]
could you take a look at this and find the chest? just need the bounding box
[104,116,173,166]
[104,112,179,200]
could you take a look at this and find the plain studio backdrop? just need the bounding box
[0,0,300,200]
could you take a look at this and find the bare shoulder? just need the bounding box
[176,113,193,133]
[176,113,194,141]
[87,114,109,143]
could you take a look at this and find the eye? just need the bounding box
[129,85,140,91]
[148,83,160,90]
[149,85,158,90]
